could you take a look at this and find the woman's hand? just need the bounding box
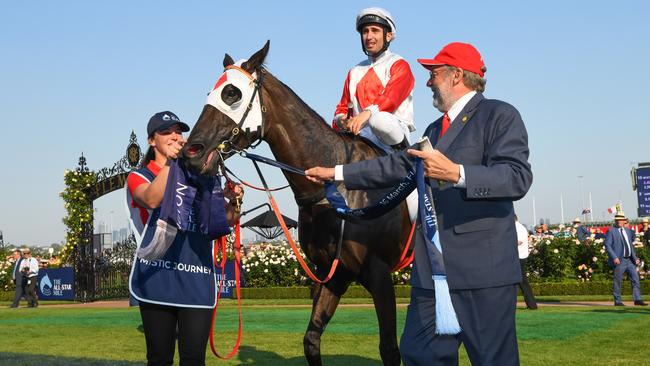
[165,138,186,159]
[224,182,244,202]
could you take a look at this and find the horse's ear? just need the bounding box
[242,40,270,73]
[223,54,235,68]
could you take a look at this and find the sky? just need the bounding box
[1,1,649,246]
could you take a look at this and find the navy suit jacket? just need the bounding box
[12,258,23,285]
[576,225,590,241]
[342,93,532,290]
[604,226,638,267]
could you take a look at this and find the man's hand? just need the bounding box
[304,167,335,184]
[636,258,641,266]
[613,258,621,266]
[346,110,371,135]
[407,148,461,183]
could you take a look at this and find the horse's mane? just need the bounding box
[262,68,387,160]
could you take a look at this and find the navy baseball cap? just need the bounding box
[147,111,190,137]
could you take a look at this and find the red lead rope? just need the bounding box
[207,205,413,360]
[209,223,243,359]
[267,195,416,282]
[268,196,341,284]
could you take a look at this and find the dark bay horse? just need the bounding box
[182,41,411,366]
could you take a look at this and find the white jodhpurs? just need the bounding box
[359,111,412,152]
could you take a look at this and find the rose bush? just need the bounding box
[526,234,648,282]
[241,242,309,287]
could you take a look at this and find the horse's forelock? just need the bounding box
[212,73,227,91]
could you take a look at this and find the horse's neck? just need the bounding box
[262,76,348,198]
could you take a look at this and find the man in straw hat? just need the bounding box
[19,248,40,308]
[572,217,590,241]
[306,41,532,365]
[604,212,647,306]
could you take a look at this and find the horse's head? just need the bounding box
[183,41,270,176]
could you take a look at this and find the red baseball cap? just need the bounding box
[417,42,486,77]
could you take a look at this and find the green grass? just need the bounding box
[0,294,642,308]
[1,305,649,365]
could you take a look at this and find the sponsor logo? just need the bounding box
[40,274,53,296]
[162,114,180,122]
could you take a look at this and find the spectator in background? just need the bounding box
[604,212,647,306]
[515,215,537,309]
[641,218,650,256]
[9,249,26,308]
[572,217,590,241]
[20,249,39,308]
[531,225,545,241]
[48,255,60,267]
[541,223,552,235]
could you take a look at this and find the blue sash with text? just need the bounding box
[127,167,217,308]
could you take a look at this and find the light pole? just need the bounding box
[110,210,114,244]
[94,207,99,233]
[578,176,585,221]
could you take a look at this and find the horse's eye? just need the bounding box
[221,85,242,106]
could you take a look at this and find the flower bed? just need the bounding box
[238,240,414,287]
[241,241,309,287]
[526,234,649,282]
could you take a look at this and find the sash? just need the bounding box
[126,165,218,308]
[241,149,460,333]
[137,159,231,260]
[326,158,461,334]
[324,168,416,221]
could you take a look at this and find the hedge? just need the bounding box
[527,281,650,296]
[4,282,648,302]
[235,282,650,299]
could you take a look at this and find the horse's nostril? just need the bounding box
[186,144,204,157]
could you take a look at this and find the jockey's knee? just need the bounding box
[367,112,407,145]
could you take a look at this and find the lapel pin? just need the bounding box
[461,115,469,123]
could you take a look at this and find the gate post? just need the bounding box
[73,154,96,302]
[68,132,142,302]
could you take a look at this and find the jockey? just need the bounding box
[333,7,415,151]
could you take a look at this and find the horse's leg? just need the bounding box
[359,256,401,366]
[304,278,350,366]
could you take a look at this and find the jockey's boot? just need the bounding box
[390,137,409,152]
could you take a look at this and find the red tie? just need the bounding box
[439,113,450,137]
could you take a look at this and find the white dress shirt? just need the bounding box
[515,221,530,259]
[20,257,39,278]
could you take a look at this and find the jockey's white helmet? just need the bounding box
[356,7,397,37]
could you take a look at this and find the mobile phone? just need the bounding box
[416,136,434,153]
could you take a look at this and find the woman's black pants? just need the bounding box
[139,301,212,366]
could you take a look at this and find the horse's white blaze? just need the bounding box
[205,59,263,134]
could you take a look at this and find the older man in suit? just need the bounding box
[605,212,647,306]
[10,249,25,308]
[306,42,532,365]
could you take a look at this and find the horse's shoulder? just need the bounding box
[357,136,387,157]
[341,135,385,163]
